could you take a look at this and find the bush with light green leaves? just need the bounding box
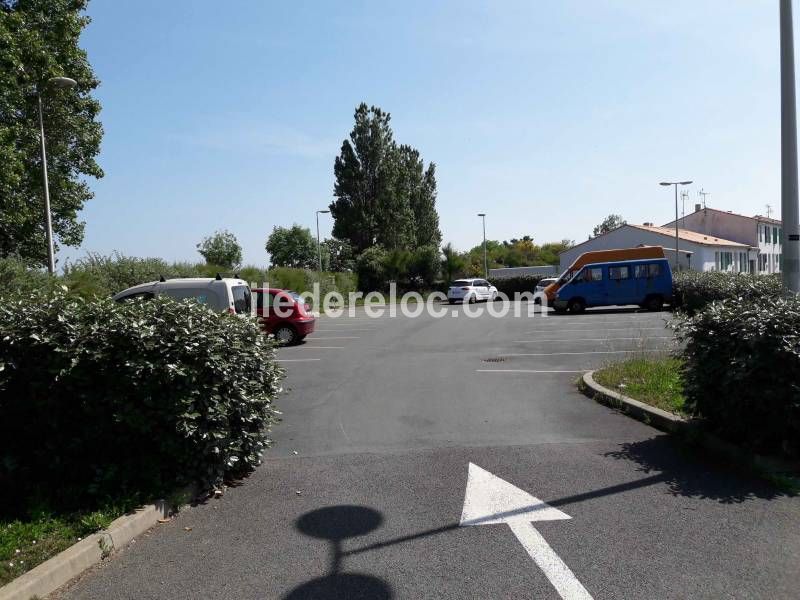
[675,295,800,455]
[672,271,783,315]
[0,291,283,513]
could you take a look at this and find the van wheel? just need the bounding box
[644,295,663,312]
[274,325,298,345]
[568,298,586,314]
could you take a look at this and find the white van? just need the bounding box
[113,276,252,314]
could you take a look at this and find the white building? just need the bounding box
[558,223,755,273]
[663,207,783,274]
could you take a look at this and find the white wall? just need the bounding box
[559,225,744,273]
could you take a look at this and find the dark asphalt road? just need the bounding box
[57,303,800,599]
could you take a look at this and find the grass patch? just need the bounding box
[0,498,141,587]
[594,356,687,415]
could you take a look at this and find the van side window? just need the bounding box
[634,264,660,279]
[609,266,630,280]
[582,268,602,282]
[232,285,252,314]
[162,288,222,309]
[117,291,155,303]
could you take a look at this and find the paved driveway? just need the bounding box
[58,303,800,599]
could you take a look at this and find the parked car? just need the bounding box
[553,258,672,313]
[113,275,252,314]
[447,278,498,304]
[534,277,558,303]
[253,288,316,344]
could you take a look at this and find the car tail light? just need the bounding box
[227,307,236,315]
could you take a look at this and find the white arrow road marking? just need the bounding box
[460,463,593,600]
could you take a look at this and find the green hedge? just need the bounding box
[490,275,545,297]
[672,271,783,315]
[1,255,357,304]
[676,295,800,454]
[0,292,283,513]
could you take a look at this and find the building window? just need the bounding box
[765,225,771,244]
[773,227,778,244]
[759,227,763,242]
[716,251,733,271]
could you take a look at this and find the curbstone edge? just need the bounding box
[0,500,172,600]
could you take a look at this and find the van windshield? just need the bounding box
[232,285,252,314]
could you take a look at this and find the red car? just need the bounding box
[253,288,316,344]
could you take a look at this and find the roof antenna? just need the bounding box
[765,204,773,219]
[159,274,166,282]
[698,188,710,209]
[215,272,222,280]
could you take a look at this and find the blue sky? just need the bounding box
[63,0,785,267]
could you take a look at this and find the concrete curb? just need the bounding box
[0,501,171,600]
[581,371,800,477]
[581,371,687,433]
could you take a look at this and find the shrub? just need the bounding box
[672,271,783,315]
[0,257,61,297]
[407,245,441,288]
[675,295,800,454]
[0,292,283,514]
[356,246,388,292]
[490,275,545,297]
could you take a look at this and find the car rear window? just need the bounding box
[232,285,252,314]
[451,280,471,287]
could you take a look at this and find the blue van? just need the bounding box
[552,258,672,313]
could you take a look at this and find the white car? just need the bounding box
[447,278,498,304]
[113,275,252,314]
[534,277,558,303]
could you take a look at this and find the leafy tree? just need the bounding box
[355,245,387,292]
[265,224,317,269]
[592,214,626,238]
[382,248,412,282]
[197,230,242,269]
[408,245,440,287]
[441,242,466,283]
[330,103,441,254]
[0,0,104,266]
[322,237,354,272]
[397,145,441,248]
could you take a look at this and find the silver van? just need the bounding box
[113,276,252,314]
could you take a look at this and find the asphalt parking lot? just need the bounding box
[59,303,800,600]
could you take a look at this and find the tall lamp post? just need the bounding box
[477,213,487,278]
[659,181,692,271]
[780,0,800,292]
[38,76,77,274]
[315,209,330,275]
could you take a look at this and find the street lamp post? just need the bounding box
[316,209,330,274]
[780,0,800,292]
[659,181,693,271]
[477,213,487,278]
[37,76,77,274]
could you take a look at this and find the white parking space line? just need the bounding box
[307,336,360,340]
[503,349,667,357]
[475,369,587,373]
[314,328,377,332]
[525,327,668,334]
[276,358,322,362]
[513,337,673,343]
[282,346,345,350]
